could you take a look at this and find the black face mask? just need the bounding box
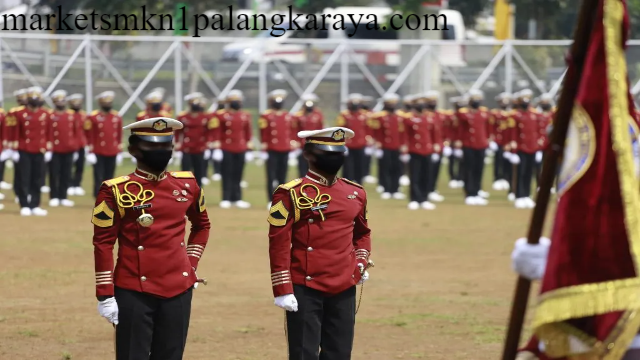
[271,101,283,110]
[304,105,314,113]
[150,103,162,112]
[229,101,241,110]
[101,105,112,112]
[28,98,40,107]
[55,105,66,111]
[347,104,359,112]
[413,104,424,112]
[425,103,436,111]
[470,101,481,109]
[190,104,203,112]
[521,102,530,109]
[383,104,396,112]
[312,152,345,175]
[71,106,82,112]
[361,105,370,111]
[137,148,173,172]
[540,104,552,111]
[404,105,412,111]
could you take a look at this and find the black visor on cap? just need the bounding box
[310,143,347,153]
[134,134,175,143]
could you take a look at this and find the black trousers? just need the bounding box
[534,154,543,188]
[343,148,365,185]
[363,154,372,177]
[448,157,463,181]
[72,147,85,187]
[17,151,44,209]
[462,148,486,197]
[286,285,356,360]
[516,152,536,198]
[114,286,192,360]
[0,160,5,183]
[266,151,289,201]
[93,155,117,198]
[13,156,23,199]
[211,159,221,175]
[222,151,246,202]
[380,149,401,193]
[50,152,74,200]
[427,156,442,194]
[181,153,205,188]
[493,148,505,181]
[408,154,429,203]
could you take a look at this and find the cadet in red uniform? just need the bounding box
[293,93,324,178]
[86,91,123,198]
[510,89,540,209]
[47,90,81,208]
[490,92,513,192]
[175,92,209,188]
[447,96,467,189]
[93,117,210,360]
[336,93,370,185]
[457,90,491,206]
[259,89,297,205]
[404,96,436,210]
[5,89,28,198]
[211,90,253,209]
[150,87,174,117]
[360,96,377,184]
[423,91,445,203]
[535,93,555,185]
[7,87,51,216]
[207,95,227,184]
[136,91,171,122]
[370,93,407,200]
[268,127,372,360]
[68,93,88,197]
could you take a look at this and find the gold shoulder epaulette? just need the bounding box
[110,110,119,116]
[170,171,195,179]
[372,111,386,118]
[294,111,303,116]
[103,175,130,187]
[66,109,74,114]
[90,110,99,116]
[262,109,273,115]
[341,178,363,189]
[480,106,489,111]
[277,178,302,191]
[459,108,468,113]
[137,111,146,117]
[178,110,188,117]
[215,109,226,114]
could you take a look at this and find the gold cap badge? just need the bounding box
[153,120,167,131]
[332,129,345,141]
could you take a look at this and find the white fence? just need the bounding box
[1,33,639,119]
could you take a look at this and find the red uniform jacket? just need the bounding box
[439,110,455,146]
[335,110,370,149]
[92,170,211,298]
[48,109,81,153]
[176,111,211,154]
[370,110,407,151]
[268,173,372,297]
[511,108,544,154]
[9,107,52,154]
[490,108,512,147]
[425,110,444,152]
[293,109,324,144]
[212,109,253,153]
[87,110,123,157]
[457,107,491,150]
[404,112,433,156]
[136,110,171,122]
[259,110,296,152]
[72,110,88,150]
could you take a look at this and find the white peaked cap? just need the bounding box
[145,92,163,102]
[184,92,204,102]
[347,93,363,102]
[301,93,318,102]
[51,90,68,99]
[269,89,288,99]
[227,90,244,101]
[67,93,83,101]
[14,89,27,96]
[96,91,115,100]
[297,127,355,152]
[123,117,183,143]
[382,93,400,102]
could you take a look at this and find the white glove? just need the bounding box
[485,149,495,157]
[511,237,551,281]
[344,148,349,156]
[510,154,521,165]
[97,297,119,325]
[431,153,440,162]
[364,146,374,156]
[173,151,183,162]
[375,149,383,159]
[11,150,19,163]
[535,151,543,163]
[44,151,52,163]
[442,146,453,157]
[245,151,255,162]
[288,150,299,160]
[260,151,269,160]
[0,149,12,162]
[274,294,298,312]
[116,153,123,166]
[212,149,223,162]
[453,149,463,158]
[130,156,137,165]
[357,263,369,285]
[193,269,200,289]
[503,151,512,160]
[399,154,410,163]
[204,149,212,161]
[73,151,79,162]
[489,141,499,151]
[86,153,97,165]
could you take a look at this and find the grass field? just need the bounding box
[0,159,554,359]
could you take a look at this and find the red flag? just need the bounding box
[531,0,640,359]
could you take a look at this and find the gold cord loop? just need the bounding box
[290,184,332,221]
[113,181,156,227]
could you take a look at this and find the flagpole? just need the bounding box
[500,0,602,359]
